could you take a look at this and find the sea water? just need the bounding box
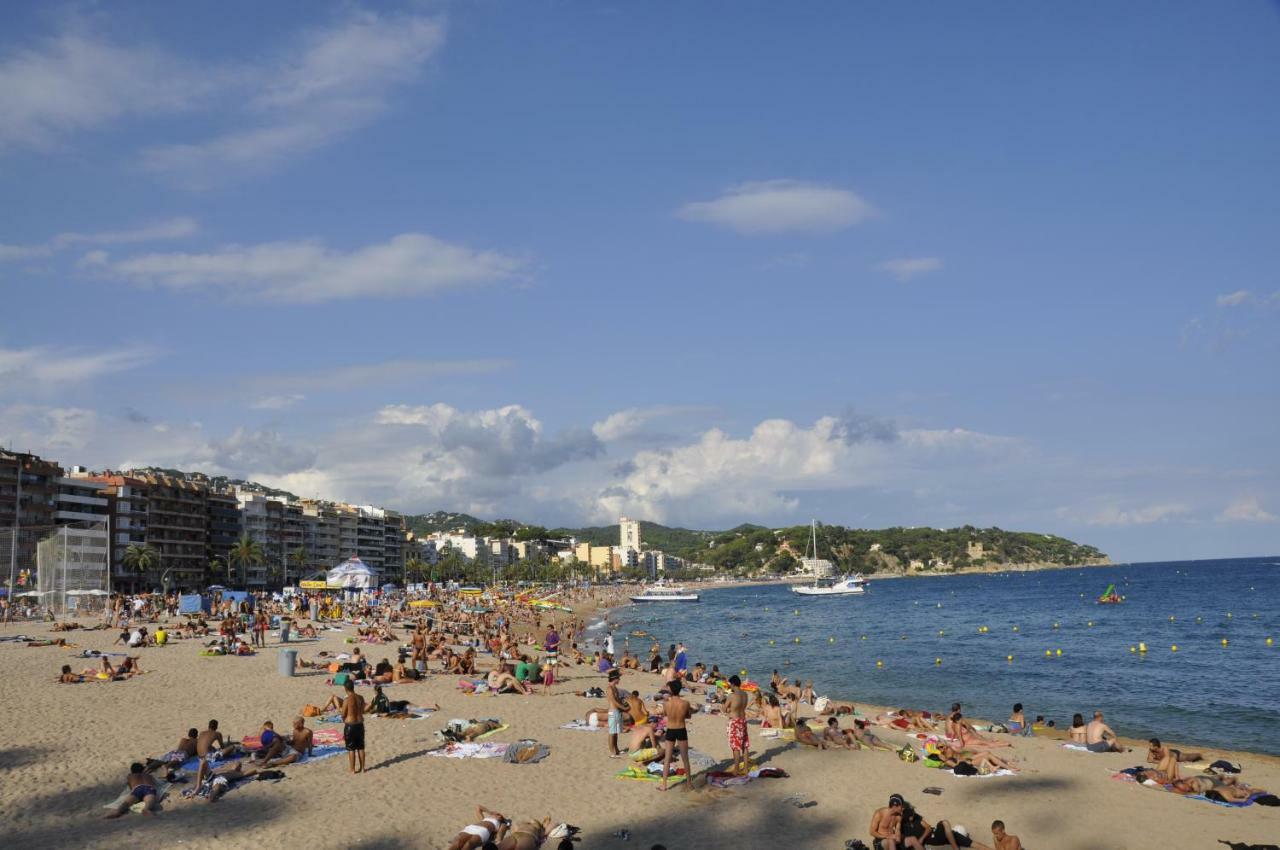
[603,557,1280,755]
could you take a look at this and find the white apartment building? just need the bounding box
[619,517,641,552]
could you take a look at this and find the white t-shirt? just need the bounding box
[128,630,144,647]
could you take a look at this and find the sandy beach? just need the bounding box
[2,606,1277,850]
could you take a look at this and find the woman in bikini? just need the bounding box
[497,817,551,850]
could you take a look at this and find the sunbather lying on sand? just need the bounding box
[57,664,84,683]
[369,685,439,716]
[1148,738,1203,764]
[498,816,552,850]
[103,762,161,818]
[195,760,262,803]
[794,721,828,749]
[447,805,508,850]
[1166,775,1260,801]
[936,742,1018,774]
[444,719,504,742]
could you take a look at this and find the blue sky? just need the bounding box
[2,1,1277,561]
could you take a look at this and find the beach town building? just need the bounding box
[1,450,62,580]
[619,516,641,552]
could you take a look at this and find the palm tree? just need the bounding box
[209,557,225,583]
[288,546,308,588]
[404,554,425,586]
[123,544,160,592]
[227,535,265,588]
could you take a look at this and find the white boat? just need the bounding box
[791,521,867,596]
[630,583,700,603]
[792,574,867,596]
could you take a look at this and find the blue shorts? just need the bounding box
[608,709,623,735]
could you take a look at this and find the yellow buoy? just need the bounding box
[1221,638,1228,647]
[935,658,942,665]
[794,637,801,644]
[1087,621,1094,627]
[860,635,867,641]
[828,637,835,644]
[1169,616,1175,622]
[876,660,883,668]
[740,669,747,676]
[1129,646,1136,653]
[1267,637,1273,646]
[1056,648,1062,656]
[1007,654,1013,662]
[1045,649,1052,657]
[1013,626,1019,632]
[769,640,776,646]
[938,630,945,636]
[1139,642,1148,653]
[1171,645,1178,652]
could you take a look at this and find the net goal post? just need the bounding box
[1,520,110,620]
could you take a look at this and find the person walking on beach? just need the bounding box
[341,679,367,773]
[659,679,692,792]
[725,675,750,775]
[606,669,627,758]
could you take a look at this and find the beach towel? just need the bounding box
[502,740,551,764]
[950,768,1017,778]
[559,720,602,731]
[1061,743,1091,751]
[616,764,686,785]
[312,728,344,746]
[426,742,509,759]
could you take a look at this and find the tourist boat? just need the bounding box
[792,520,867,596]
[629,583,699,603]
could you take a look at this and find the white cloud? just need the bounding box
[0,32,202,152]
[677,180,876,235]
[591,405,710,442]
[587,414,1016,525]
[105,233,525,302]
[141,11,445,183]
[1216,290,1252,308]
[0,343,154,388]
[250,394,305,411]
[208,427,316,475]
[877,257,942,281]
[1217,496,1277,524]
[1,217,198,263]
[1067,503,1190,527]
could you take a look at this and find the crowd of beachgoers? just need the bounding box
[5,582,1277,850]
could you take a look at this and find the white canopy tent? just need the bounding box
[326,557,375,591]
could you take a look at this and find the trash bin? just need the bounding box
[278,648,297,677]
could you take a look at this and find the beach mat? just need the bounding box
[426,742,509,759]
[616,764,687,785]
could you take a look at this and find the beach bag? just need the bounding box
[953,761,979,776]
[897,745,918,763]
[328,662,341,673]
[333,672,352,686]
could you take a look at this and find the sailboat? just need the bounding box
[791,521,867,596]
[1097,583,1124,604]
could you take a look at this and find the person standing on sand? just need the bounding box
[606,669,627,757]
[544,623,560,666]
[659,679,692,792]
[341,679,366,773]
[725,675,750,775]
